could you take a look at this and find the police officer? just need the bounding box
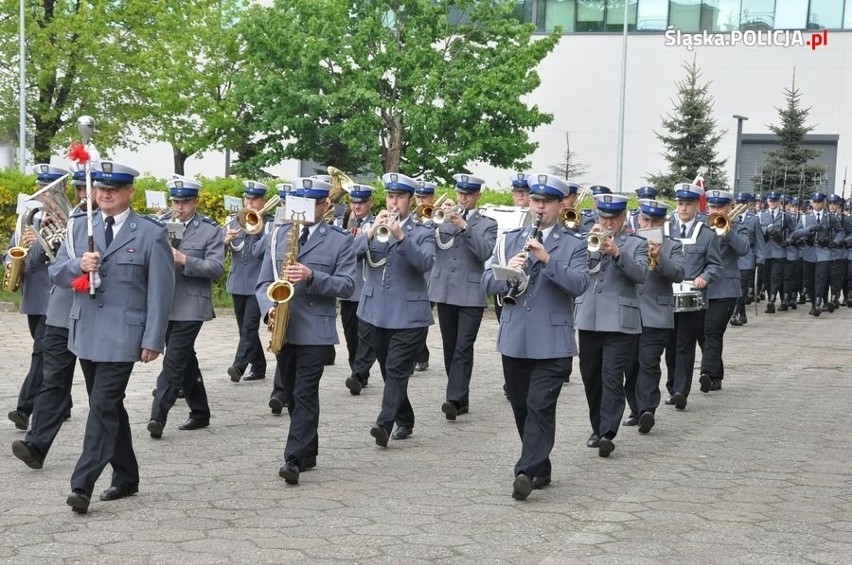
[756,192,787,316]
[342,185,378,395]
[581,185,612,232]
[827,194,847,308]
[148,178,225,439]
[731,193,764,323]
[49,161,174,513]
[697,190,749,393]
[430,173,498,420]
[483,173,590,500]
[628,199,684,435]
[411,180,438,373]
[224,181,272,383]
[11,167,96,469]
[628,186,658,231]
[5,164,64,431]
[576,193,648,458]
[791,192,844,316]
[510,172,531,208]
[783,196,805,307]
[361,173,436,446]
[664,183,722,410]
[844,201,852,306]
[256,177,356,485]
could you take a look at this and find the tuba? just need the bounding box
[326,166,354,225]
[266,220,300,354]
[706,203,748,236]
[237,194,281,236]
[28,174,74,262]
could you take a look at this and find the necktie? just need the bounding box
[680,223,687,238]
[816,213,821,224]
[299,225,310,247]
[772,210,776,221]
[461,209,468,221]
[355,218,363,229]
[104,216,115,248]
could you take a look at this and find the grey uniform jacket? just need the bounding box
[356,219,435,330]
[256,222,356,345]
[482,226,590,359]
[791,212,844,263]
[4,216,51,316]
[758,209,789,260]
[344,214,375,303]
[708,222,750,300]
[224,214,269,296]
[429,210,498,307]
[575,231,648,334]
[49,210,175,362]
[170,214,225,322]
[830,213,847,261]
[637,237,685,329]
[737,212,766,270]
[667,219,723,308]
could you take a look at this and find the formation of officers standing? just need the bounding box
[5,161,850,510]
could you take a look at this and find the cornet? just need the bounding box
[433,206,463,225]
[587,228,613,253]
[374,209,400,243]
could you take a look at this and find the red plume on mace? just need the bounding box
[68,141,91,165]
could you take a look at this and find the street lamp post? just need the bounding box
[733,114,748,196]
[18,0,26,171]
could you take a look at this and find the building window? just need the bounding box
[669,0,702,31]
[740,0,775,30]
[700,0,742,31]
[575,0,605,31]
[637,0,669,30]
[846,2,852,29]
[774,1,808,29]
[606,0,638,31]
[514,0,534,24]
[809,0,845,29]
[541,0,576,32]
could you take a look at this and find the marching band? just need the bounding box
[6,158,852,509]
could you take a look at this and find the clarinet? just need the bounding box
[503,213,543,305]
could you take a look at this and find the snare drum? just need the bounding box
[672,282,705,313]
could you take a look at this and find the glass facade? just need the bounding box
[518,0,852,32]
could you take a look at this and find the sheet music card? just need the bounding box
[223,195,242,213]
[285,195,316,223]
[146,190,168,211]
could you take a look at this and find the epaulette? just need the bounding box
[142,215,165,227]
[327,224,349,236]
[504,227,525,235]
[561,228,584,239]
[70,211,87,219]
[201,216,219,227]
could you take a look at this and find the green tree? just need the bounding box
[235,0,559,182]
[135,0,248,175]
[0,1,214,164]
[646,57,728,197]
[754,74,824,199]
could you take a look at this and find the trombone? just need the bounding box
[413,194,450,222]
[706,203,748,236]
[237,195,281,236]
[561,186,590,230]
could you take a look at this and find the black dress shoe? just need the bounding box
[531,475,551,490]
[623,413,639,427]
[598,438,615,458]
[227,366,243,383]
[729,315,743,327]
[269,397,284,415]
[790,301,797,310]
[178,418,209,431]
[671,392,687,410]
[66,491,90,514]
[391,426,413,440]
[778,303,789,312]
[8,409,28,431]
[441,401,458,421]
[345,376,362,396]
[99,484,139,501]
[147,419,164,439]
[765,302,776,314]
[698,373,712,393]
[512,474,533,501]
[638,412,655,435]
[710,379,722,391]
[586,433,600,448]
[278,462,300,485]
[664,396,675,405]
[414,361,429,372]
[12,440,44,469]
[176,388,185,399]
[370,425,389,447]
[243,373,266,381]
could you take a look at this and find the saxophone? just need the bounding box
[266,221,300,354]
[3,210,35,292]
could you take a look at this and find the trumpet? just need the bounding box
[587,228,613,253]
[433,206,462,225]
[375,209,400,243]
[237,194,281,236]
[706,203,748,236]
[413,194,449,222]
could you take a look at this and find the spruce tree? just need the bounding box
[754,74,824,200]
[646,57,728,197]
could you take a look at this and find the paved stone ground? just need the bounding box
[0,302,850,564]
